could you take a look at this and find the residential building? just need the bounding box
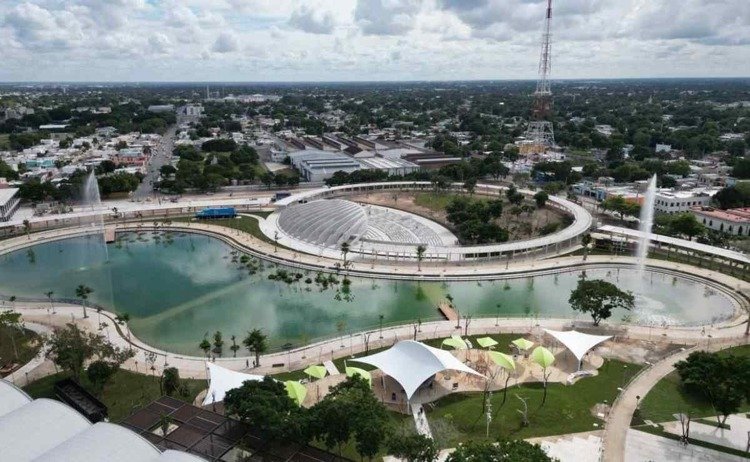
[692,207,750,236]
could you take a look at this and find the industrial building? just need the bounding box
[358,157,419,176]
[288,149,362,182]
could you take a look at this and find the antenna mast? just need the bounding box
[521,0,555,155]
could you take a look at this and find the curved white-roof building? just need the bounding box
[277,199,369,248]
[0,379,205,462]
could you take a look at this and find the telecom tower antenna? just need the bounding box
[521,0,555,155]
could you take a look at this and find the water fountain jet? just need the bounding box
[636,174,657,277]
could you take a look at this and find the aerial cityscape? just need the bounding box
[0,1,749,461]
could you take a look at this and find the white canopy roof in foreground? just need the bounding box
[203,362,264,406]
[353,340,484,400]
[544,329,612,362]
[0,379,205,462]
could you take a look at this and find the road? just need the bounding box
[133,124,176,200]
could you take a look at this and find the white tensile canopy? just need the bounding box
[544,329,612,365]
[352,340,484,400]
[203,362,264,406]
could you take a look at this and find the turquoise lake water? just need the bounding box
[0,232,736,354]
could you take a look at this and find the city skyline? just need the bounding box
[1,0,749,82]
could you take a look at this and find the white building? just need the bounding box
[0,188,20,222]
[654,189,717,214]
[692,207,750,236]
[288,149,362,182]
[655,144,672,153]
[179,104,204,117]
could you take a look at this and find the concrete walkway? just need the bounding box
[600,336,750,462]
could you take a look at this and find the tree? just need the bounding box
[243,329,268,367]
[387,433,438,462]
[712,184,750,209]
[581,233,592,261]
[161,367,181,396]
[311,376,390,459]
[0,309,22,360]
[75,285,93,318]
[45,323,133,381]
[159,164,177,176]
[416,244,427,271]
[340,242,350,267]
[568,279,635,326]
[446,440,555,462]
[675,351,750,426]
[224,376,306,441]
[260,172,275,189]
[464,177,477,195]
[230,334,240,357]
[669,213,704,241]
[533,191,549,208]
[732,158,750,179]
[213,330,224,356]
[199,335,211,357]
[86,360,117,393]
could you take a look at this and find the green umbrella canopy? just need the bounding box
[441,335,468,350]
[488,351,516,371]
[303,365,327,380]
[512,338,535,351]
[284,380,307,406]
[345,366,372,386]
[532,346,555,368]
[477,337,499,349]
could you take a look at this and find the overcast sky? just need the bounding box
[1,0,749,82]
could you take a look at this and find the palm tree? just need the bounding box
[45,291,54,313]
[22,219,31,239]
[243,329,267,367]
[213,331,224,357]
[230,335,240,357]
[75,285,93,318]
[199,334,211,357]
[340,242,350,267]
[581,233,592,261]
[415,244,427,271]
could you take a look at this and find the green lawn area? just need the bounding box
[427,360,641,445]
[0,327,42,373]
[638,345,750,423]
[0,134,10,150]
[24,369,205,422]
[412,192,461,212]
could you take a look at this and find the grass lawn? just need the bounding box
[24,369,206,422]
[638,345,750,423]
[413,192,470,212]
[0,327,42,373]
[427,360,641,445]
[0,134,10,150]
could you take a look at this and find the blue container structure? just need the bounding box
[195,207,237,219]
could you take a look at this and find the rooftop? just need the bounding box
[0,188,19,206]
[691,207,750,223]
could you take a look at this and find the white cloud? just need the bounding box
[0,0,746,81]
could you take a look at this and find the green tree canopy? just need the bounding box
[446,440,556,462]
[224,376,306,441]
[568,279,635,325]
[45,323,134,380]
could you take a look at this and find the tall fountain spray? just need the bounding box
[82,170,108,261]
[636,175,657,276]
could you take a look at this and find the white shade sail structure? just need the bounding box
[544,329,612,366]
[352,340,484,400]
[203,362,264,406]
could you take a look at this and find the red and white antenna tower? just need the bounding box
[522,0,555,155]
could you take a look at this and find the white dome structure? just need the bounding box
[277,199,369,248]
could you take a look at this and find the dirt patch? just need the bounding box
[598,338,688,365]
[349,191,569,243]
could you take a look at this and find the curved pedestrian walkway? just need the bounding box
[600,336,750,462]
